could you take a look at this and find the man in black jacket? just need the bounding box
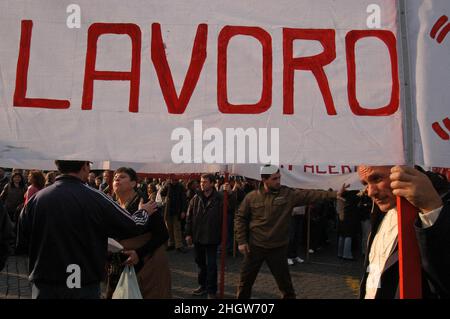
[185,173,224,299]
[17,160,156,299]
[358,165,450,299]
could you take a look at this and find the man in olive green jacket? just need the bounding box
[235,165,346,299]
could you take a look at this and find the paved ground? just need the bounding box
[1,237,363,299]
[169,243,363,299]
[0,254,31,299]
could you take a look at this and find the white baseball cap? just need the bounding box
[260,164,279,175]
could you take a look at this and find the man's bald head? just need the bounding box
[357,165,393,180]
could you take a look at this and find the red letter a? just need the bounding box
[82,23,141,112]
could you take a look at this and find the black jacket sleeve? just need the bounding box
[16,202,32,255]
[92,191,146,240]
[415,201,450,298]
[185,197,195,237]
[135,211,169,260]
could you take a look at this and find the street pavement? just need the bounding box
[169,243,362,299]
[1,238,363,299]
[0,254,31,299]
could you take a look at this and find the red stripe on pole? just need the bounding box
[397,196,422,299]
[219,172,229,299]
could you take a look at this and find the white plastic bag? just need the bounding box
[112,265,143,299]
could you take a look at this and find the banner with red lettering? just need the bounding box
[0,0,434,167]
[406,0,450,167]
[231,164,361,190]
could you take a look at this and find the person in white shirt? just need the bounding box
[357,165,449,299]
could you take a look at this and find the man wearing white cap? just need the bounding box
[235,164,346,299]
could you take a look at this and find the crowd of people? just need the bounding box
[0,163,449,299]
[0,164,257,299]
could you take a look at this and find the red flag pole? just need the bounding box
[397,196,422,298]
[219,171,229,299]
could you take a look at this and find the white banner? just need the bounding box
[108,162,362,191]
[0,0,408,166]
[407,0,450,167]
[231,164,362,191]
[107,162,225,174]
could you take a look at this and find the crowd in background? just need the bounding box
[4,164,442,299]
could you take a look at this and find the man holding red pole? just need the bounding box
[358,165,450,299]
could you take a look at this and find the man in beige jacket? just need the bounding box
[235,164,346,299]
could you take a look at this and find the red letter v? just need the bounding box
[151,23,207,114]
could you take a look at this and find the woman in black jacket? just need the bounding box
[106,167,171,299]
[0,172,27,224]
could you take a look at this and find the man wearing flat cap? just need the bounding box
[235,164,346,299]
